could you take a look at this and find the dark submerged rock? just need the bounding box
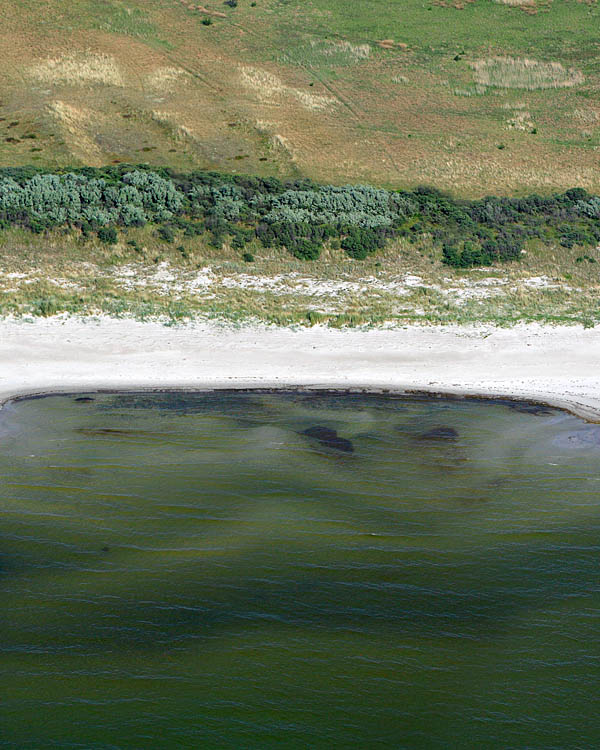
[324,436,354,453]
[303,426,354,453]
[506,402,554,416]
[418,426,459,441]
[303,426,338,442]
[77,428,135,436]
[74,396,95,403]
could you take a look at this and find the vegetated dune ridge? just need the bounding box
[0,0,599,195]
[1,317,599,422]
[1,166,600,328]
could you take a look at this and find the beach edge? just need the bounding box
[1,317,599,422]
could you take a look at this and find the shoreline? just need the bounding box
[1,386,588,423]
[1,317,600,422]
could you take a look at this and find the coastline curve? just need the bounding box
[1,318,599,423]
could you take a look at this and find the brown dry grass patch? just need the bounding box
[46,100,103,163]
[30,52,124,87]
[239,66,336,111]
[472,56,583,90]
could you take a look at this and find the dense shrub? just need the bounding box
[256,185,416,229]
[341,227,386,259]
[442,241,494,268]
[559,228,595,249]
[291,238,321,260]
[182,220,204,237]
[157,225,175,243]
[231,227,253,250]
[576,197,600,219]
[0,170,182,230]
[0,165,598,267]
[97,226,118,245]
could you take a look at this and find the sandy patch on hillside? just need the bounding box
[239,66,335,111]
[46,100,103,162]
[494,0,536,6]
[472,57,583,90]
[30,52,124,87]
[146,67,190,92]
[309,39,371,60]
[151,110,197,141]
[506,109,534,130]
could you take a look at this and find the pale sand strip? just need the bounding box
[1,318,599,420]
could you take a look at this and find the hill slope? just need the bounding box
[0,0,599,195]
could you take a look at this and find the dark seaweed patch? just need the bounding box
[104,392,274,420]
[417,426,459,441]
[304,426,338,442]
[77,428,138,437]
[505,403,555,416]
[303,426,354,453]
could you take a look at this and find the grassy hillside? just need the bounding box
[0,0,599,196]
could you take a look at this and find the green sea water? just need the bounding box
[1,391,600,749]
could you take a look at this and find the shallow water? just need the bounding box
[1,391,600,749]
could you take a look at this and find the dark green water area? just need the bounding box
[1,391,600,749]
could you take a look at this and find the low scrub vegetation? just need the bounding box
[0,165,599,268]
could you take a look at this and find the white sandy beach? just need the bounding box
[1,317,599,420]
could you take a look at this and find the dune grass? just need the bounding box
[1,226,599,327]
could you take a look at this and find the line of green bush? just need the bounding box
[0,164,599,266]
